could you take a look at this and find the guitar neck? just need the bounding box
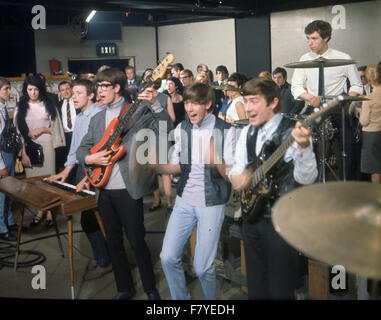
[105,101,140,147]
[103,53,175,148]
[251,97,342,187]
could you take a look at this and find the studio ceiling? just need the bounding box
[0,0,372,27]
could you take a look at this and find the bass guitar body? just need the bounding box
[240,141,277,223]
[85,117,126,188]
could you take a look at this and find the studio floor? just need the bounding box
[0,184,247,301]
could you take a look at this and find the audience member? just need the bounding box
[14,75,65,232]
[218,73,246,124]
[357,64,381,183]
[180,69,194,88]
[273,67,304,114]
[0,77,17,241]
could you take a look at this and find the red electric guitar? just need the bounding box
[85,53,175,188]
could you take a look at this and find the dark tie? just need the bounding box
[318,66,324,96]
[66,100,72,129]
[1,105,9,121]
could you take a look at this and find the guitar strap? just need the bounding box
[246,125,259,163]
[118,102,131,119]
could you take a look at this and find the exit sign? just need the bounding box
[96,43,118,57]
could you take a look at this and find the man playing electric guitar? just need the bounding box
[229,77,318,299]
[76,68,160,300]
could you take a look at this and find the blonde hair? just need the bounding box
[258,71,272,80]
[366,64,381,86]
[195,73,211,85]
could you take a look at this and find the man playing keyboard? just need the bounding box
[47,79,112,280]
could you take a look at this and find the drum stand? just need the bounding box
[316,64,346,183]
[317,117,340,183]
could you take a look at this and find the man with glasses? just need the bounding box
[180,69,194,88]
[77,68,160,300]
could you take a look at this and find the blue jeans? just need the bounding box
[160,197,225,300]
[0,151,15,234]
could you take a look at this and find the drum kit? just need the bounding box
[272,181,381,299]
[284,57,370,183]
[273,57,378,299]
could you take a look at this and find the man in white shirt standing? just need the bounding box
[56,81,76,174]
[291,20,362,105]
[291,20,362,180]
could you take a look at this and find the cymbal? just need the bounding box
[285,57,357,69]
[212,84,241,92]
[321,94,370,101]
[272,182,381,280]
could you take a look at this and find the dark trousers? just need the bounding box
[55,132,72,173]
[98,189,156,294]
[76,165,110,267]
[242,217,301,299]
[75,165,101,234]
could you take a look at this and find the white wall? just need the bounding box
[158,19,236,78]
[271,1,381,79]
[34,25,156,76]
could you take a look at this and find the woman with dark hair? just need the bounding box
[138,68,153,92]
[14,75,65,231]
[167,77,185,127]
[218,72,247,124]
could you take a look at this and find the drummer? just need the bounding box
[291,20,362,180]
[291,20,362,107]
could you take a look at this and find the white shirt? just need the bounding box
[229,114,318,185]
[291,48,363,100]
[226,96,245,122]
[61,98,76,133]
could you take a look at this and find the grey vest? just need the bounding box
[177,117,232,206]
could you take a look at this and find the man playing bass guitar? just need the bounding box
[229,77,318,299]
[76,68,160,300]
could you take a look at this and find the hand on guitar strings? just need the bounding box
[85,149,113,166]
[291,121,312,150]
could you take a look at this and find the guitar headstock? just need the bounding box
[151,53,175,81]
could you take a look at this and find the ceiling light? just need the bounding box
[86,10,96,23]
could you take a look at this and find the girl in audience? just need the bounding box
[357,64,381,183]
[166,77,185,126]
[218,72,246,124]
[14,75,65,232]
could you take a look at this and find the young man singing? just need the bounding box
[156,82,236,300]
[230,77,318,299]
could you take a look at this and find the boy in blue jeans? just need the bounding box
[156,82,236,299]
